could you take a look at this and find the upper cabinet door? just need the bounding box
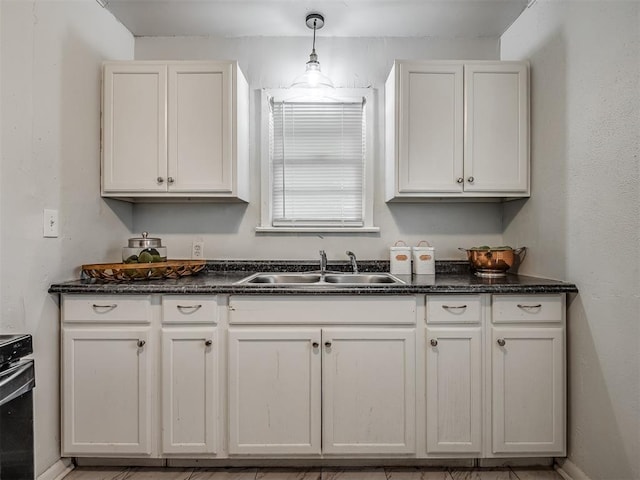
[101,61,249,201]
[464,63,529,193]
[385,60,529,201]
[102,64,167,192]
[167,63,233,193]
[398,63,464,194]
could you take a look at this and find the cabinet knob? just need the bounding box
[430,339,438,347]
[456,177,464,184]
[467,176,475,183]
[167,177,175,184]
[137,339,146,348]
[312,342,319,348]
[205,339,213,347]
[497,338,506,347]
[157,177,164,184]
[324,341,332,348]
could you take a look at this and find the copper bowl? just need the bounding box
[459,247,526,277]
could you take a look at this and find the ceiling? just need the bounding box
[101,0,530,38]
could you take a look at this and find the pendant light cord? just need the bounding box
[311,19,317,53]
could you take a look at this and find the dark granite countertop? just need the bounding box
[48,261,578,295]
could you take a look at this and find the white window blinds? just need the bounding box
[269,98,366,227]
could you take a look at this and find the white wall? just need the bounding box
[133,36,506,262]
[0,0,134,475]
[500,2,640,479]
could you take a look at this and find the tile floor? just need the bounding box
[63,467,565,480]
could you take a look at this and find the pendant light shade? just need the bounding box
[290,13,334,88]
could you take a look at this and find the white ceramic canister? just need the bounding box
[390,240,412,275]
[412,240,435,274]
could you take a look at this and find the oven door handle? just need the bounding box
[0,361,35,407]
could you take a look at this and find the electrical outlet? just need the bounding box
[192,241,205,259]
[43,209,59,238]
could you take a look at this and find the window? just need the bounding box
[258,88,377,232]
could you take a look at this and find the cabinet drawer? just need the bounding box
[492,295,564,324]
[162,296,218,324]
[63,295,151,323]
[228,296,417,325]
[427,295,482,324]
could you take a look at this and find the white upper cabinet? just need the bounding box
[102,63,167,193]
[102,61,249,202]
[385,60,529,201]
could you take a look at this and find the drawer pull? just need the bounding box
[430,339,438,347]
[517,304,542,310]
[205,339,213,347]
[324,341,332,348]
[442,305,467,310]
[177,304,202,312]
[497,338,506,347]
[92,304,117,311]
[137,340,146,348]
[312,342,319,348]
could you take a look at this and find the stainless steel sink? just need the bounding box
[235,272,405,286]
[323,274,403,284]
[239,273,322,284]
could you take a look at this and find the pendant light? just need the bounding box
[290,13,334,88]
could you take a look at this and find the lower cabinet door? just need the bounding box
[322,328,416,454]
[426,327,482,454]
[62,328,152,455]
[162,328,218,454]
[491,327,565,454]
[228,328,322,455]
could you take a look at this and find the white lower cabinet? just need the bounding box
[322,328,415,455]
[424,294,566,458]
[61,295,153,456]
[161,296,219,455]
[426,326,482,454]
[161,327,218,454]
[228,327,416,456]
[425,295,483,455]
[491,327,565,455]
[60,292,565,461]
[228,329,322,455]
[489,295,566,456]
[227,296,417,456]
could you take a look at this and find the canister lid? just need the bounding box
[127,232,163,248]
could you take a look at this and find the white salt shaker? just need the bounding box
[412,240,435,275]
[390,240,412,275]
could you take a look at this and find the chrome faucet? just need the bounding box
[319,250,327,274]
[346,251,358,274]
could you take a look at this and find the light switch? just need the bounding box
[43,209,59,238]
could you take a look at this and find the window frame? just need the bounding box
[257,88,378,233]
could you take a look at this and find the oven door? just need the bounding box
[0,359,35,480]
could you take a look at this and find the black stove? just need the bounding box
[0,333,35,479]
[0,334,33,369]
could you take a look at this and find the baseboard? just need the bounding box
[555,458,592,480]
[37,458,74,480]
[166,458,476,468]
[75,457,165,467]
